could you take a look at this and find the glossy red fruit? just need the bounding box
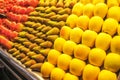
[15,14,21,22]
[26,6,34,14]
[18,7,27,14]
[0,35,13,49]
[21,15,28,22]
[0,25,18,39]
[28,0,39,7]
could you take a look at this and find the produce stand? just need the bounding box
[0,47,44,80]
[1,0,120,80]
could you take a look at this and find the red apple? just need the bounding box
[10,22,16,31]
[15,14,21,22]
[0,35,13,49]
[26,6,34,14]
[11,6,18,13]
[28,0,39,7]
[19,7,26,14]
[21,15,28,22]
[11,13,16,21]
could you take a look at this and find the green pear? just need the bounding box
[29,11,40,16]
[56,0,64,7]
[47,35,59,42]
[40,41,53,48]
[16,53,26,60]
[20,56,30,64]
[58,8,71,15]
[30,63,43,71]
[46,27,60,35]
[8,48,17,54]
[31,54,45,62]
[40,48,51,56]
[41,26,52,33]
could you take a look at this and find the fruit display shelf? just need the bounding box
[1,0,120,80]
[0,0,38,49]
[0,46,45,80]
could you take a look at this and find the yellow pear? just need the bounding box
[102,18,118,36]
[64,0,72,8]
[69,58,86,76]
[98,70,117,80]
[107,6,120,22]
[89,16,103,33]
[95,32,112,51]
[63,40,77,56]
[104,53,120,72]
[111,36,120,54]
[83,3,95,18]
[107,0,119,8]
[66,14,78,28]
[74,44,90,60]
[54,37,66,52]
[88,48,106,66]
[63,73,79,80]
[94,3,108,19]
[70,27,83,43]
[92,0,105,4]
[50,68,65,80]
[57,54,72,71]
[76,15,90,30]
[60,26,72,40]
[41,62,55,78]
[83,64,100,80]
[117,24,120,35]
[82,30,97,48]
[72,2,84,16]
[80,0,92,4]
[47,49,61,65]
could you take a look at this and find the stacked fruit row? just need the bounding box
[0,0,38,49]
[40,0,120,80]
[8,0,81,72]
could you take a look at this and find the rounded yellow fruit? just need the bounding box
[82,30,97,48]
[57,54,72,71]
[104,53,120,72]
[117,24,120,35]
[80,0,92,4]
[89,16,103,33]
[83,3,95,18]
[54,37,66,52]
[70,58,86,76]
[47,49,61,65]
[70,27,83,43]
[74,44,90,60]
[102,18,118,36]
[63,73,79,80]
[50,68,65,80]
[66,14,78,28]
[63,40,76,56]
[88,48,106,66]
[92,0,105,4]
[94,3,108,19]
[60,26,72,40]
[72,2,84,16]
[83,64,100,80]
[41,62,55,78]
[119,0,120,4]
[107,6,120,22]
[107,0,119,8]
[98,70,117,80]
[111,36,120,54]
[76,15,90,30]
[95,32,112,51]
